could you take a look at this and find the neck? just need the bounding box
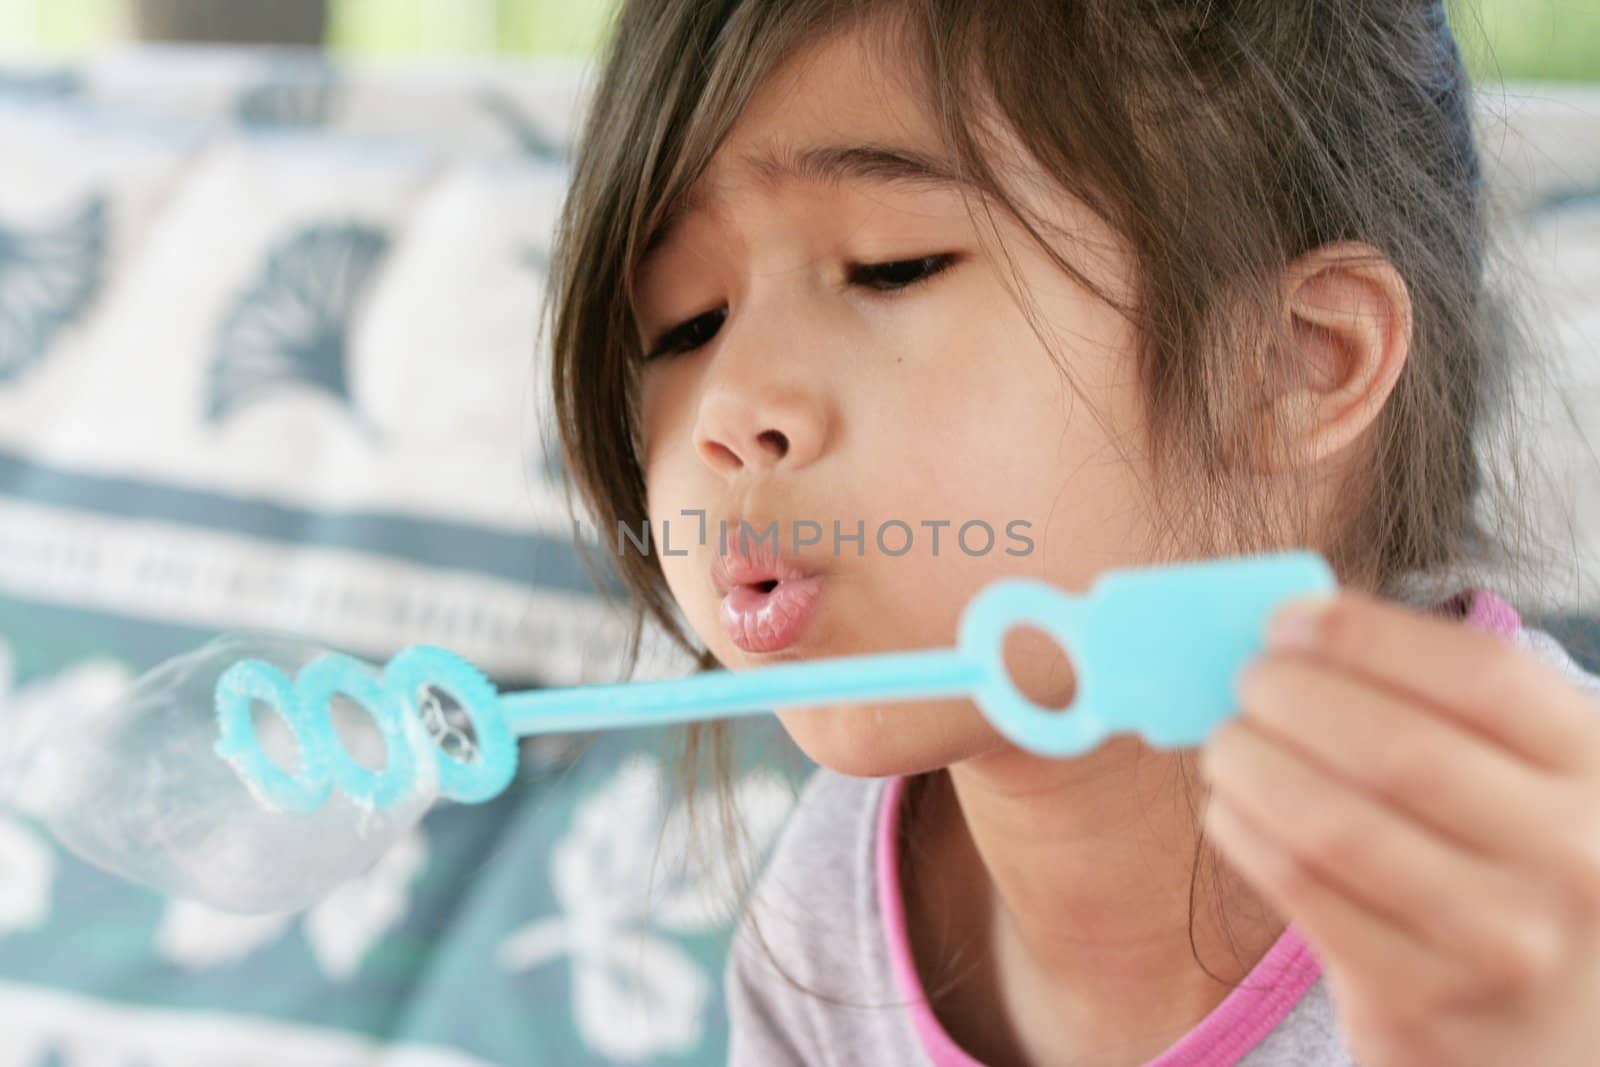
[906,737,1288,1066]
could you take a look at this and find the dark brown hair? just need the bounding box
[541,0,1565,1012]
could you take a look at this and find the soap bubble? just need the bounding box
[5,633,440,916]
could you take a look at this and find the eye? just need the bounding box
[642,306,728,363]
[640,253,960,362]
[850,253,959,293]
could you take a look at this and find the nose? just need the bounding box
[694,383,826,477]
[691,316,830,478]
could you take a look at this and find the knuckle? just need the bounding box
[1235,656,1279,711]
[1467,644,1533,711]
[1365,734,1432,809]
[1272,851,1318,899]
[1239,657,1301,723]
[1306,810,1368,872]
[1316,597,1367,660]
[1560,791,1600,916]
[1483,916,1562,994]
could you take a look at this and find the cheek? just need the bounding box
[639,370,705,522]
[638,390,707,615]
[636,370,674,471]
[638,356,713,461]
[644,480,703,611]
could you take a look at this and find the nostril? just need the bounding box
[701,440,741,469]
[757,429,788,456]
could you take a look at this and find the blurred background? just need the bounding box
[0,3,1592,1067]
[0,0,614,56]
[0,0,1591,78]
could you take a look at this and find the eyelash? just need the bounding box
[641,253,959,362]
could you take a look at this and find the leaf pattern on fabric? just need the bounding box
[0,644,132,815]
[477,89,566,164]
[153,828,427,980]
[302,829,428,980]
[207,222,389,425]
[0,815,52,936]
[235,61,341,129]
[153,903,293,969]
[652,769,795,932]
[0,641,134,938]
[497,754,795,1061]
[0,196,107,385]
[1534,184,1600,216]
[0,66,83,101]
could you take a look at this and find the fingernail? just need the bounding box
[1267,595,1335,650]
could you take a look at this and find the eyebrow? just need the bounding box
[642,141,970,257]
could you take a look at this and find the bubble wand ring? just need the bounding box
[214,660,334,812]
[214,647,515,813]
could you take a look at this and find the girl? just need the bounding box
[546,0,1600,1064]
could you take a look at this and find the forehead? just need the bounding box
[643,23,969,255]
[647,141,970,251]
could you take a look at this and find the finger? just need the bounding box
[1264,591,1600,775]
[1202,717,1561,986]
[1236,653,1573,873]
[1203,792,1450,998]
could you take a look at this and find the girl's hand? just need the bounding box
[1198,591,1600,1067]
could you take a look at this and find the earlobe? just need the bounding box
[1262,241,1413,473]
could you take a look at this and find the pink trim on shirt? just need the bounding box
[876,771,987,1067]
[1463,588,1522,638]
[875,587,1522,1066]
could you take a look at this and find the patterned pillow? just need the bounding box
[0,98,678,691]
[0,44,585,165]
[0,62,813,1067]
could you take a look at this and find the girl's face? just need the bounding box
[633,25,1170,777]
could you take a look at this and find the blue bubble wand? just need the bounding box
[4,550,1335,915]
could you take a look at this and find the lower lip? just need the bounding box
[719,576,823,654]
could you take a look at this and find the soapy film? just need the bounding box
[6,633,438,916]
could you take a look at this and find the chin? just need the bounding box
[775,698,991,779]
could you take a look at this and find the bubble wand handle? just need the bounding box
[500,647,986,733]
[214,550,1336,815]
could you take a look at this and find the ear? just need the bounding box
[1257,241,1413,474]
